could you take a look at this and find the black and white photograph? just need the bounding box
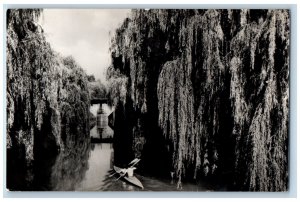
[6,8,290,192]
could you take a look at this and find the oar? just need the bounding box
[128,158,140,166]
[115,171,127,181]
[128,158,138,165]
[109,172,118,177]
[111,158,141,180]
[110,167,127,180]
[128,159,140,168]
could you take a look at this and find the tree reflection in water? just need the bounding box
[49,140,91,191]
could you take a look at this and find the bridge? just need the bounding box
[90,98,108,105]
[90,97,115,143]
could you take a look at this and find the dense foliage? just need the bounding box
[107,9,289,191]
[7,9,91,190]
[88,79,107,99]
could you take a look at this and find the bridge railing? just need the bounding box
[90,98,108,105]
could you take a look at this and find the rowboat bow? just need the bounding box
[113,165,144,189]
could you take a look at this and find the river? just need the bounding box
[27,104,211,191]
[69,143,211,191]
[49,142,209,191]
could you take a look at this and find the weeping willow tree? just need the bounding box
[7,9,58,162]
[229,10,289,191]
[7,9,91,190]
[107,9,289,191]
[58,56,90,149]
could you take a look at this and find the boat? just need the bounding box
[113,165,144,189]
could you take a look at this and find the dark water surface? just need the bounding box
[8,135,211,191]
[8,103,210,191]
[48,143,207,191]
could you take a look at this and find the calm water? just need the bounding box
[32,104,209,191]
[49,142,207,191]
[90,104,114,139]
[8,104,214,191]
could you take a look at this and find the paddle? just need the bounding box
[109,158,141,180]
[109,172,118,177]
[128,158,140,168]
[115,172,127,181]
[128,158,140,165]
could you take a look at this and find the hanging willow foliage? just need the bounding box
[7,9,57,162]
[230,10,289,191]
[7,9,90,168]
[108,9,289,191]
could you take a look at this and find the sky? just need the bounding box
[40,9,130,84]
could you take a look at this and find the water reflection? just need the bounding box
[73,143,205,191]
[32,141,207,191]
[25,101,208,191]
[50,141,91,191]
[90,104,114,140]
[75,143,113,191]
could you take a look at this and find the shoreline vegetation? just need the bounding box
[6,9,91,190]
[6,9,289,191]
[107,9,289,191]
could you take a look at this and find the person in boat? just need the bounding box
[118,167,136,177]
[114,158,140,177]
[112,158,144,189]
